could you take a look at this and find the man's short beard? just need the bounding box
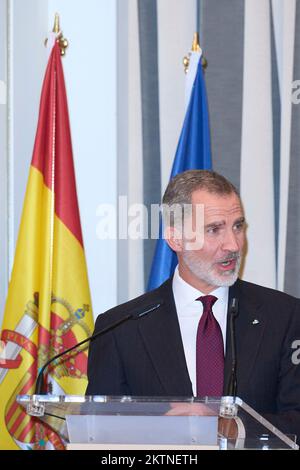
[182,251,241,288]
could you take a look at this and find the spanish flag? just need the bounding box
[0,41,94,449]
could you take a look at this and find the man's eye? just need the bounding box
[234,222,244,231]
[207,226,220,234]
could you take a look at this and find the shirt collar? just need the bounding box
[172,265,229,311]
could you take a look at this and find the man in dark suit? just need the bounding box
[86,170,300,442]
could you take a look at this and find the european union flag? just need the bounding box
[147,53,212,291]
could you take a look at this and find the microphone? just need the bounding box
[227,297,239,397]
[35,301,163,395]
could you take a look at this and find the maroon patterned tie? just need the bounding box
[196,295,224,397]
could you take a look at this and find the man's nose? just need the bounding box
[221,230,240,252]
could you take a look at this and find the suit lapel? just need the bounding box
[224,280,267,395]
[138,279,193,396]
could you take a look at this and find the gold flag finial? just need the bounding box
[45,13,69,56]
[53,13,60,33]
[183,32,207,73]
[191,32,201,52]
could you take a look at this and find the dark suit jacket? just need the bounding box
[86,278,300,441]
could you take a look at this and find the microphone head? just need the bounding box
[130,300,164,319]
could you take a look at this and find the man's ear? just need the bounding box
[164,226,183,253]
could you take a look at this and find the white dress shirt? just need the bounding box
[172,266,229,396]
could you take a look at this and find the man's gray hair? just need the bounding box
[162,170,239,228]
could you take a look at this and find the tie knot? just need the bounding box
[197,295,218,311]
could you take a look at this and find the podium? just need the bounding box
[17,395,298,450]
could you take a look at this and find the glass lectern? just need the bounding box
[17,395,299,450]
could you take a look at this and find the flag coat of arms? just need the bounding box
[0,42,94,450]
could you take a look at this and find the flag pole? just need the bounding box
[196,0,200,34]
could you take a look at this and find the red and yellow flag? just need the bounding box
[0,42,94,449]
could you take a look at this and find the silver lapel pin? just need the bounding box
[252,319,260,325]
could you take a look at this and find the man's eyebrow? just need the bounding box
[204,221,226,229]
[234,216,246,224]
[204,216,246,229]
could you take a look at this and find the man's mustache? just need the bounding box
[215,252,241,264]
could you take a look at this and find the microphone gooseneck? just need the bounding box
[227,297,239,397]
[35,301,163,395]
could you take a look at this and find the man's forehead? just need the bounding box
[191,189,244,217]
[204,205,244,219]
